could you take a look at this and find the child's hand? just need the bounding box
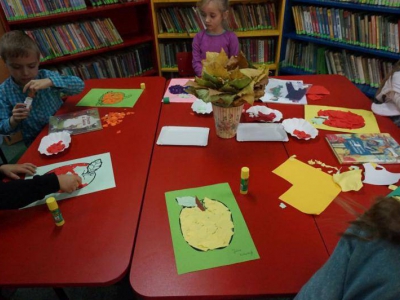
[11,103,30,123]
[0,163,37,179]
[23,78,53,94]
[57,174,82,193]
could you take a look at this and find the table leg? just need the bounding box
[53,288,69,300]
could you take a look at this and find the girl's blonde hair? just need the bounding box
[197,0,230,30]
[375,60,400,97]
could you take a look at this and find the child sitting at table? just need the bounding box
[0,31,84,146]
[192,0,239,77]
[375,60,400,127]
[0,163,81,210]
[294,196,400,300]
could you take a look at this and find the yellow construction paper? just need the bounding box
[179,197,234,251]
[305,105,380,133]
[333,169,363,192]
[273,157,341,215]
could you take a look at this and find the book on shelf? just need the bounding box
[49,108,102,135]
[326,133,400,165]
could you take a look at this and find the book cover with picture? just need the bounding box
[49,108,102,135]
[325,133,400,164]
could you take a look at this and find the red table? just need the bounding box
[0,77,165,287]
[268,75,400,254]
[130,96,329,298]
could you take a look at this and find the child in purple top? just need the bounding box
[192,0,239,77]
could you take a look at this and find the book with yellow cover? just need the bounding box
[326,133,400,164]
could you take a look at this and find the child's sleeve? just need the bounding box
[0,95,17,135]
[192,34,203,77]
[229,32,240,57]
[0,173,60,210]
[42,69,85,96]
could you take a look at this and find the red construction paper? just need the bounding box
[318,110,365,129]
[293,129,311,139]
[307,85,330,95]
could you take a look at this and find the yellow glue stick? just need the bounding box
[240,167,249,194]
[46,197,65,226]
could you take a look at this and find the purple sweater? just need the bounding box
[192,30,240,77]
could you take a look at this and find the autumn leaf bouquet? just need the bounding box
[185,49,269,108]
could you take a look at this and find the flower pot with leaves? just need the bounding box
[185,50,269,138]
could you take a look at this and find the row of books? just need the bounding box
[156,2,278,34]
[0,0,144,20]
[159,41,192,68]
[48,44,153,80]
[159,37,276,68]
[325,0,399,7]
[87,0,143,6]
[282,39,396,88]
[25,18,123,61]
[292,5,400,53]
[0,0,86,20]
[241,38,276,64]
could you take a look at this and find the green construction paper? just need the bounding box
[388,187,400,198]
[77,88,143,108]
[165,183,259,275]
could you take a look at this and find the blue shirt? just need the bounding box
[295,226,400,300]
[192,30,240,77]
[0,69,84,146]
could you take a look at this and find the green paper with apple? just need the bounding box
[166,183,259,274]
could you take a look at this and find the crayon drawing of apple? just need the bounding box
[178,197,234,251]
[45,159,102,192]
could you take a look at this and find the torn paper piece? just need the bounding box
[272,156,341,215]
[333,169,363,192]
[279,203,287,209]
[176,196,197,207]
[363,163,400,185]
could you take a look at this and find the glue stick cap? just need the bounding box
[46,197,58,210]
[241,167,249,179]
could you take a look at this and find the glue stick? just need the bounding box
[46,197,65,226]
[24,97,33,109]
[240,167,249,194]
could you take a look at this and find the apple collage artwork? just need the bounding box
[178,197,234,251]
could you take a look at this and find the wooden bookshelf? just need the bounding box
[0,0,159,79]
[279,0,400,98]
[151,0,286,76]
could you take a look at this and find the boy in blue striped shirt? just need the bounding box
[0,31,84,146]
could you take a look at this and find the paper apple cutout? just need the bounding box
[178,197,234,251]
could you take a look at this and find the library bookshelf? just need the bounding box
[151,0,286,77]
[279,0,400,98]
[0,1,158,79]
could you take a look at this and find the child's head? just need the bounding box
[0,31,40,87]
[197,0,230,34]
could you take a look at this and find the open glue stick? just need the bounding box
[24,97,33,109]
[240,167,249,194]
[46,197,65,226]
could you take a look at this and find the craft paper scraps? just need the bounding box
[260,78,309,105]
[163,78,199,103]
[306,85,330,101]
[77,89,143,107]
[243,105,283,122]
[272,157,341,215]
[23,153,116,208]
[363,163,400,185]
[101,111,133,128]
[165,183,259,274]
[305,105,380,133]
[333,169,363,192]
